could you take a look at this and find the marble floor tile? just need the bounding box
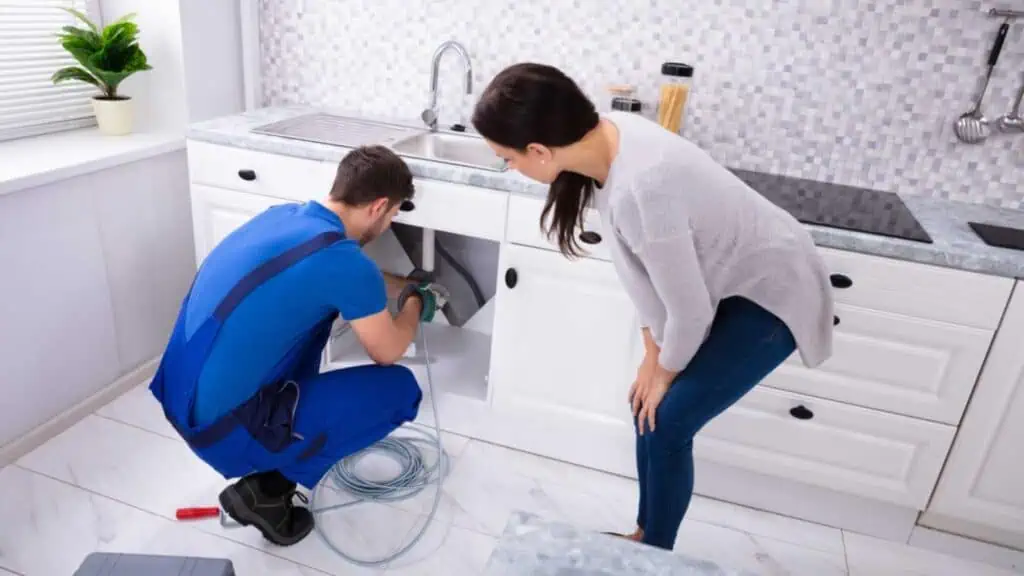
[400,439,639,537]
[908,527,1024,573]
[0,466,340,576]
[845,531,1018,576]
[13,412,464,575]
[16,414,225,516]
[674,519,849,576]
[382,513,498,576]
[95,382,181,441]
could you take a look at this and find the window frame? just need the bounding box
[0,0,105,143]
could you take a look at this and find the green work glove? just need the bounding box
[398,281,450,322]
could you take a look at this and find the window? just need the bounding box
[0,0,103,142]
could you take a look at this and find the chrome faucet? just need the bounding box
[421,40,473,131]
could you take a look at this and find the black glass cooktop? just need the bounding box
[730,169,933,244]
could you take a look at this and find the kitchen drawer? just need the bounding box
[395,178,508,242]
[187,140,336,202]
[697,386,956,509]
[820,247,1012,329]
[506,193,611,261]
[762,303,994,425]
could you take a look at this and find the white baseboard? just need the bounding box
[909,525,1024,571]
[918,510,1024,553]
[693,459,921,543]
[0,357,159,468]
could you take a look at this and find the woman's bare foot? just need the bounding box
[603,527,644,542]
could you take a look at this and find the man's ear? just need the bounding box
[369,196,391,217]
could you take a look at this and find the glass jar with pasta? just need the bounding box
[657,62,693,134]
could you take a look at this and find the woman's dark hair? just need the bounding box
[472,63,600,257]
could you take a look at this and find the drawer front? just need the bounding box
[395,178,508,242]
[820,247,1012,329]
[698,386,956,508]
[187,140,336,202]
[506,194,612,261]
[762,304,994,424]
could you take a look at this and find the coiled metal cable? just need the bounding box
[310,322,448,567]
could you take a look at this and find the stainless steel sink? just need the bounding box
[251,112,507,172]
[390,130,507,172]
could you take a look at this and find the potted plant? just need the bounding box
[51,9,152,136]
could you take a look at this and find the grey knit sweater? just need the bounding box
[594,111,835,373]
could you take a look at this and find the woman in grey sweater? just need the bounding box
[472,63,835,550]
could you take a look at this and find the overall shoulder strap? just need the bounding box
[212,230,344,322]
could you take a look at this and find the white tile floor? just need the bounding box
[1,384,1022,575]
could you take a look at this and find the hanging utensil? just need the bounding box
[996,74,1024,133]
[954,20,1010,144]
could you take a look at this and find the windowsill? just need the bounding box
[0,127,187,197]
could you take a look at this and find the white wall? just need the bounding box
[98,0,248,131]
[99,0,189,133]
[179,0,247,121]
[0,152,196,447]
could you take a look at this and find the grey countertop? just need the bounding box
[188,106,1024,280]
[483,512,755,575]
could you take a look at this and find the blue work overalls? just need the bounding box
[150,228,422,489]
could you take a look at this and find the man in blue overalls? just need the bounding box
[150,145,447,546]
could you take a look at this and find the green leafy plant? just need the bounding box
[51,8,152,100]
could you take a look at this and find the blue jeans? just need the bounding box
[635,296,796,550]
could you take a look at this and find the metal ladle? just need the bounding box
[997,77,1024,133]
[954,20,1010,144]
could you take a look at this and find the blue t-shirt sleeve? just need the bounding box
[322,246,388,321]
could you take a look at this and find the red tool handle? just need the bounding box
[175,506,221,520]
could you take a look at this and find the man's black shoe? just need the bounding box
[218,473,314,546]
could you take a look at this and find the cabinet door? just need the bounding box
[189,184,290,265]
[924,282,1024,543]
[488,243,642,425]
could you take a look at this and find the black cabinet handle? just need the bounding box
[504,268,518,289]
[400,200,415,212]
[830,274,853,289]
[579,231,602,245]
[238,169,257,181]
[833,315,840,326]
[789,405,814,420]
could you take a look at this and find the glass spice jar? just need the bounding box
[657,62,693,133]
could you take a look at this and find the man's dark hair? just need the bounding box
[329,145,414,206]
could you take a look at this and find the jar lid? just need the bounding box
[661,62,694,78]
[611,97,643,112]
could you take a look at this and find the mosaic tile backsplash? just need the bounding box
[260,0,1024,208]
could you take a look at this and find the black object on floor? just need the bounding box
[731,169,933,244]
[74,553,235,575]
[969,221,1024,251]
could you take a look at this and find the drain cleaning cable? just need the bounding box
[310,320,448,567]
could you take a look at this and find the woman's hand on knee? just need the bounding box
[635,366,677,436]
[630,352,659,418]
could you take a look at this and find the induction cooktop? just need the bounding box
[731,169,933,244]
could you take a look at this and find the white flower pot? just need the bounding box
[91,97,134,136]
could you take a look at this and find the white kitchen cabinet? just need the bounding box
[699,386,955,509]
[488,242,643,427]
[189,184,287,264]
[921,282,1024,550]
[761,303,995,424]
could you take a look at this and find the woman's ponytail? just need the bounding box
[541,171,595,258]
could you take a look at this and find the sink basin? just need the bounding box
[391,131,507,172]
